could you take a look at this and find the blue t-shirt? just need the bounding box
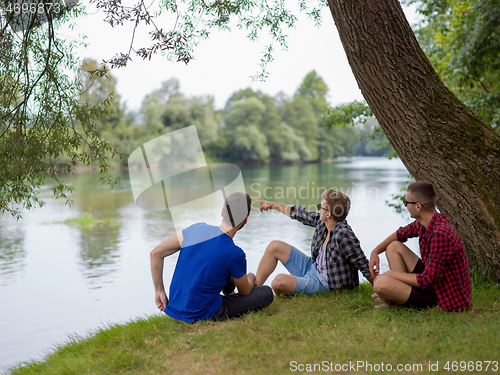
[164,223,247,323]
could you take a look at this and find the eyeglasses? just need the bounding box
[403,197,424,207]
[316,203,331,213]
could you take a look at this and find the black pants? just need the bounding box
[403,259,438,309]
[211,280,274,321]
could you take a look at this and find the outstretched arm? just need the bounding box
[254,199,291,216]
[369,232,398,278]
[150,232,183,311]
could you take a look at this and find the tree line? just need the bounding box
[80,62,388,166]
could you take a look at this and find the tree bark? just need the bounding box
[326,0,500,280]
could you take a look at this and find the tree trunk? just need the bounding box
[326,0,500,281]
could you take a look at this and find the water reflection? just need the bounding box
[142,211,175,241]
[62,173,133,286]
[76,225,121,288]
[0,221,25,286]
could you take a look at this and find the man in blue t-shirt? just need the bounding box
[150,192,274,323]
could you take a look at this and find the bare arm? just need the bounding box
[369,232,399,278]
[150,232,183,310]
[377,270,419,287]
[254,199,291,216]
[233,272,257,296]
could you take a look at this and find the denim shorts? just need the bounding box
[283,246,329,295]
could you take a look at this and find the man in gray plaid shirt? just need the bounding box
[254,189,374,295]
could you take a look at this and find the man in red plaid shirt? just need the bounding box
[369,181,471,311]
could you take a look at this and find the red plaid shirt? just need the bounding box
[396,212,471,311]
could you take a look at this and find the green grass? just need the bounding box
[8,281,500,375]
[61,213,122,230]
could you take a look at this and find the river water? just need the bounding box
[0,157,418,372]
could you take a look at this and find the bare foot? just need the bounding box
[375,302,399,309]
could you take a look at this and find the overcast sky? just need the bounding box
[61,1,420,111]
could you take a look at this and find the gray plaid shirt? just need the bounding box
[290,205,371,290]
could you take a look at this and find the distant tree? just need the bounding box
[286,71,361,161]
[79,59,144,159]
[140,93,167,136]
[161,95,218,148]
[152,78,181,103]
[283,94,319,160]
[140,78,217,148]
[355,118,392,157]
[104,113,144,158]
[316,125,359,160]
[278,122,313,162]
[219,97,270,163]
[224,89,284,161]
[79,59,123,133]
[323,99,393,157]
[297,70,329,119]
[79,60,120,114]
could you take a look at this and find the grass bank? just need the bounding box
[9,281,500,375]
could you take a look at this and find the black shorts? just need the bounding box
[403,259,438,309]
